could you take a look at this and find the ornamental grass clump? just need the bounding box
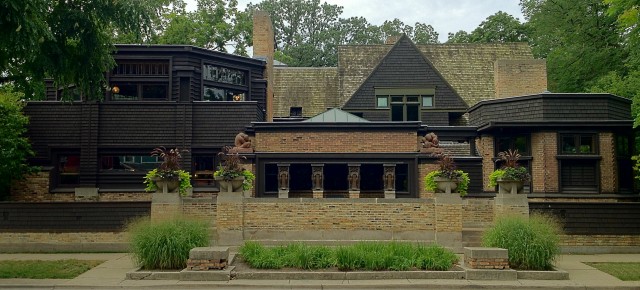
[240,241,458,271]
[127,217,209,270]
[482,214,562,270]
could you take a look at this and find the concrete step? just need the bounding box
[462,228,485,248]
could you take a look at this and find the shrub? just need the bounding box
[128,217,209,270]
[482,214,561,270]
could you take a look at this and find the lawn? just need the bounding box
[585,262,640,281]
[0,259,105,279]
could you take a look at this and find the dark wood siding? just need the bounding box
[24,103,83,158]
[530,202,640,235]
[560,160,598,191]
[455,158,483,194]
[99,103,180,146]
[0,202,150,232]
[192,102,262,147]
[468,94,632,127]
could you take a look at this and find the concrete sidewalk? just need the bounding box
[0,253,639,289]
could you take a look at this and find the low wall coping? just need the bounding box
[464,247,508,259]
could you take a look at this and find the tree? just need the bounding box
[0,85,37,199]
[446,11,528,43]
[521,0,626,92]
[246,0,439,66]
[1,0,156,100]
[156,0,249,54]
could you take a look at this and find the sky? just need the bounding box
[185,0,525,43]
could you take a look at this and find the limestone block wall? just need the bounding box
[494,59,547,98]
[599,132,617,193]
[255,130,417,153]
[531,132,558,193]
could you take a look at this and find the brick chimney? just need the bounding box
[253,11,275,122]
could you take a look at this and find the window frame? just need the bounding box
[558,133,598,155]
[374,88,435,121]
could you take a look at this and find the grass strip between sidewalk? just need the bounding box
[0,259,105,279]
[585,262,640,281]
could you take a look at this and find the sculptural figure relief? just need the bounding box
[229,132,253,153]
[420,132,444,155]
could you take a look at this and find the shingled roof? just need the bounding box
[273,40,536,118]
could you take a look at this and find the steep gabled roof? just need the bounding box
[304,108,370,123]
[342,35,468,111]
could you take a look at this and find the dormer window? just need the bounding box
[375,88,435,121]
[110,60,170,101]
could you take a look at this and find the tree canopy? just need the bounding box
[0,85,37,199]
[1,0,157,100]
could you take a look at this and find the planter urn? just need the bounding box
[154,178,180,193]
[497,179,524,194]
[433,177,458,194]
[215,176,244,193]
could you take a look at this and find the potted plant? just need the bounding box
[489,149,531,194]
[424,154,470,196]
[143,147,192,196]
[214,146,255,192]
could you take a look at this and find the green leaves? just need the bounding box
[0,85,37,199]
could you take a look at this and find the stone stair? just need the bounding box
[462,228,485,248]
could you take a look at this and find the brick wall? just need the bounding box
[435,203,462,232]
[182,197,217,220]
[100,192,152,201]
[494,59,547,98]
[9,171,55,202]
[477,136,495,191]
[463,198,494,228]
[418,163,439,198]
[599,132,618,193]
[243,200,435,232]
[255,131,417,153]
[0,232,128,247]
[531,132,558,193]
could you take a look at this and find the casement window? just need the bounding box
[558,133,599,192]
[110,60,170,101]
[375,88,434,121]
[100,155,161,172]
[192,155,218,187]
[202,64,248,101]
[111,83,168,101]
[496,135,530,155]
[57,154,80,186]
[560,134,596,154]
[203,86,245,101]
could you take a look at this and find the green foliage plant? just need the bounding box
[143,147,191,195]
[239,241,458,271]
[482,214,561,270]
[423,154,470,196]
[127,217,209,270]
[489,149,531,187]
[0,86,37,199]
[214,146,255,191]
